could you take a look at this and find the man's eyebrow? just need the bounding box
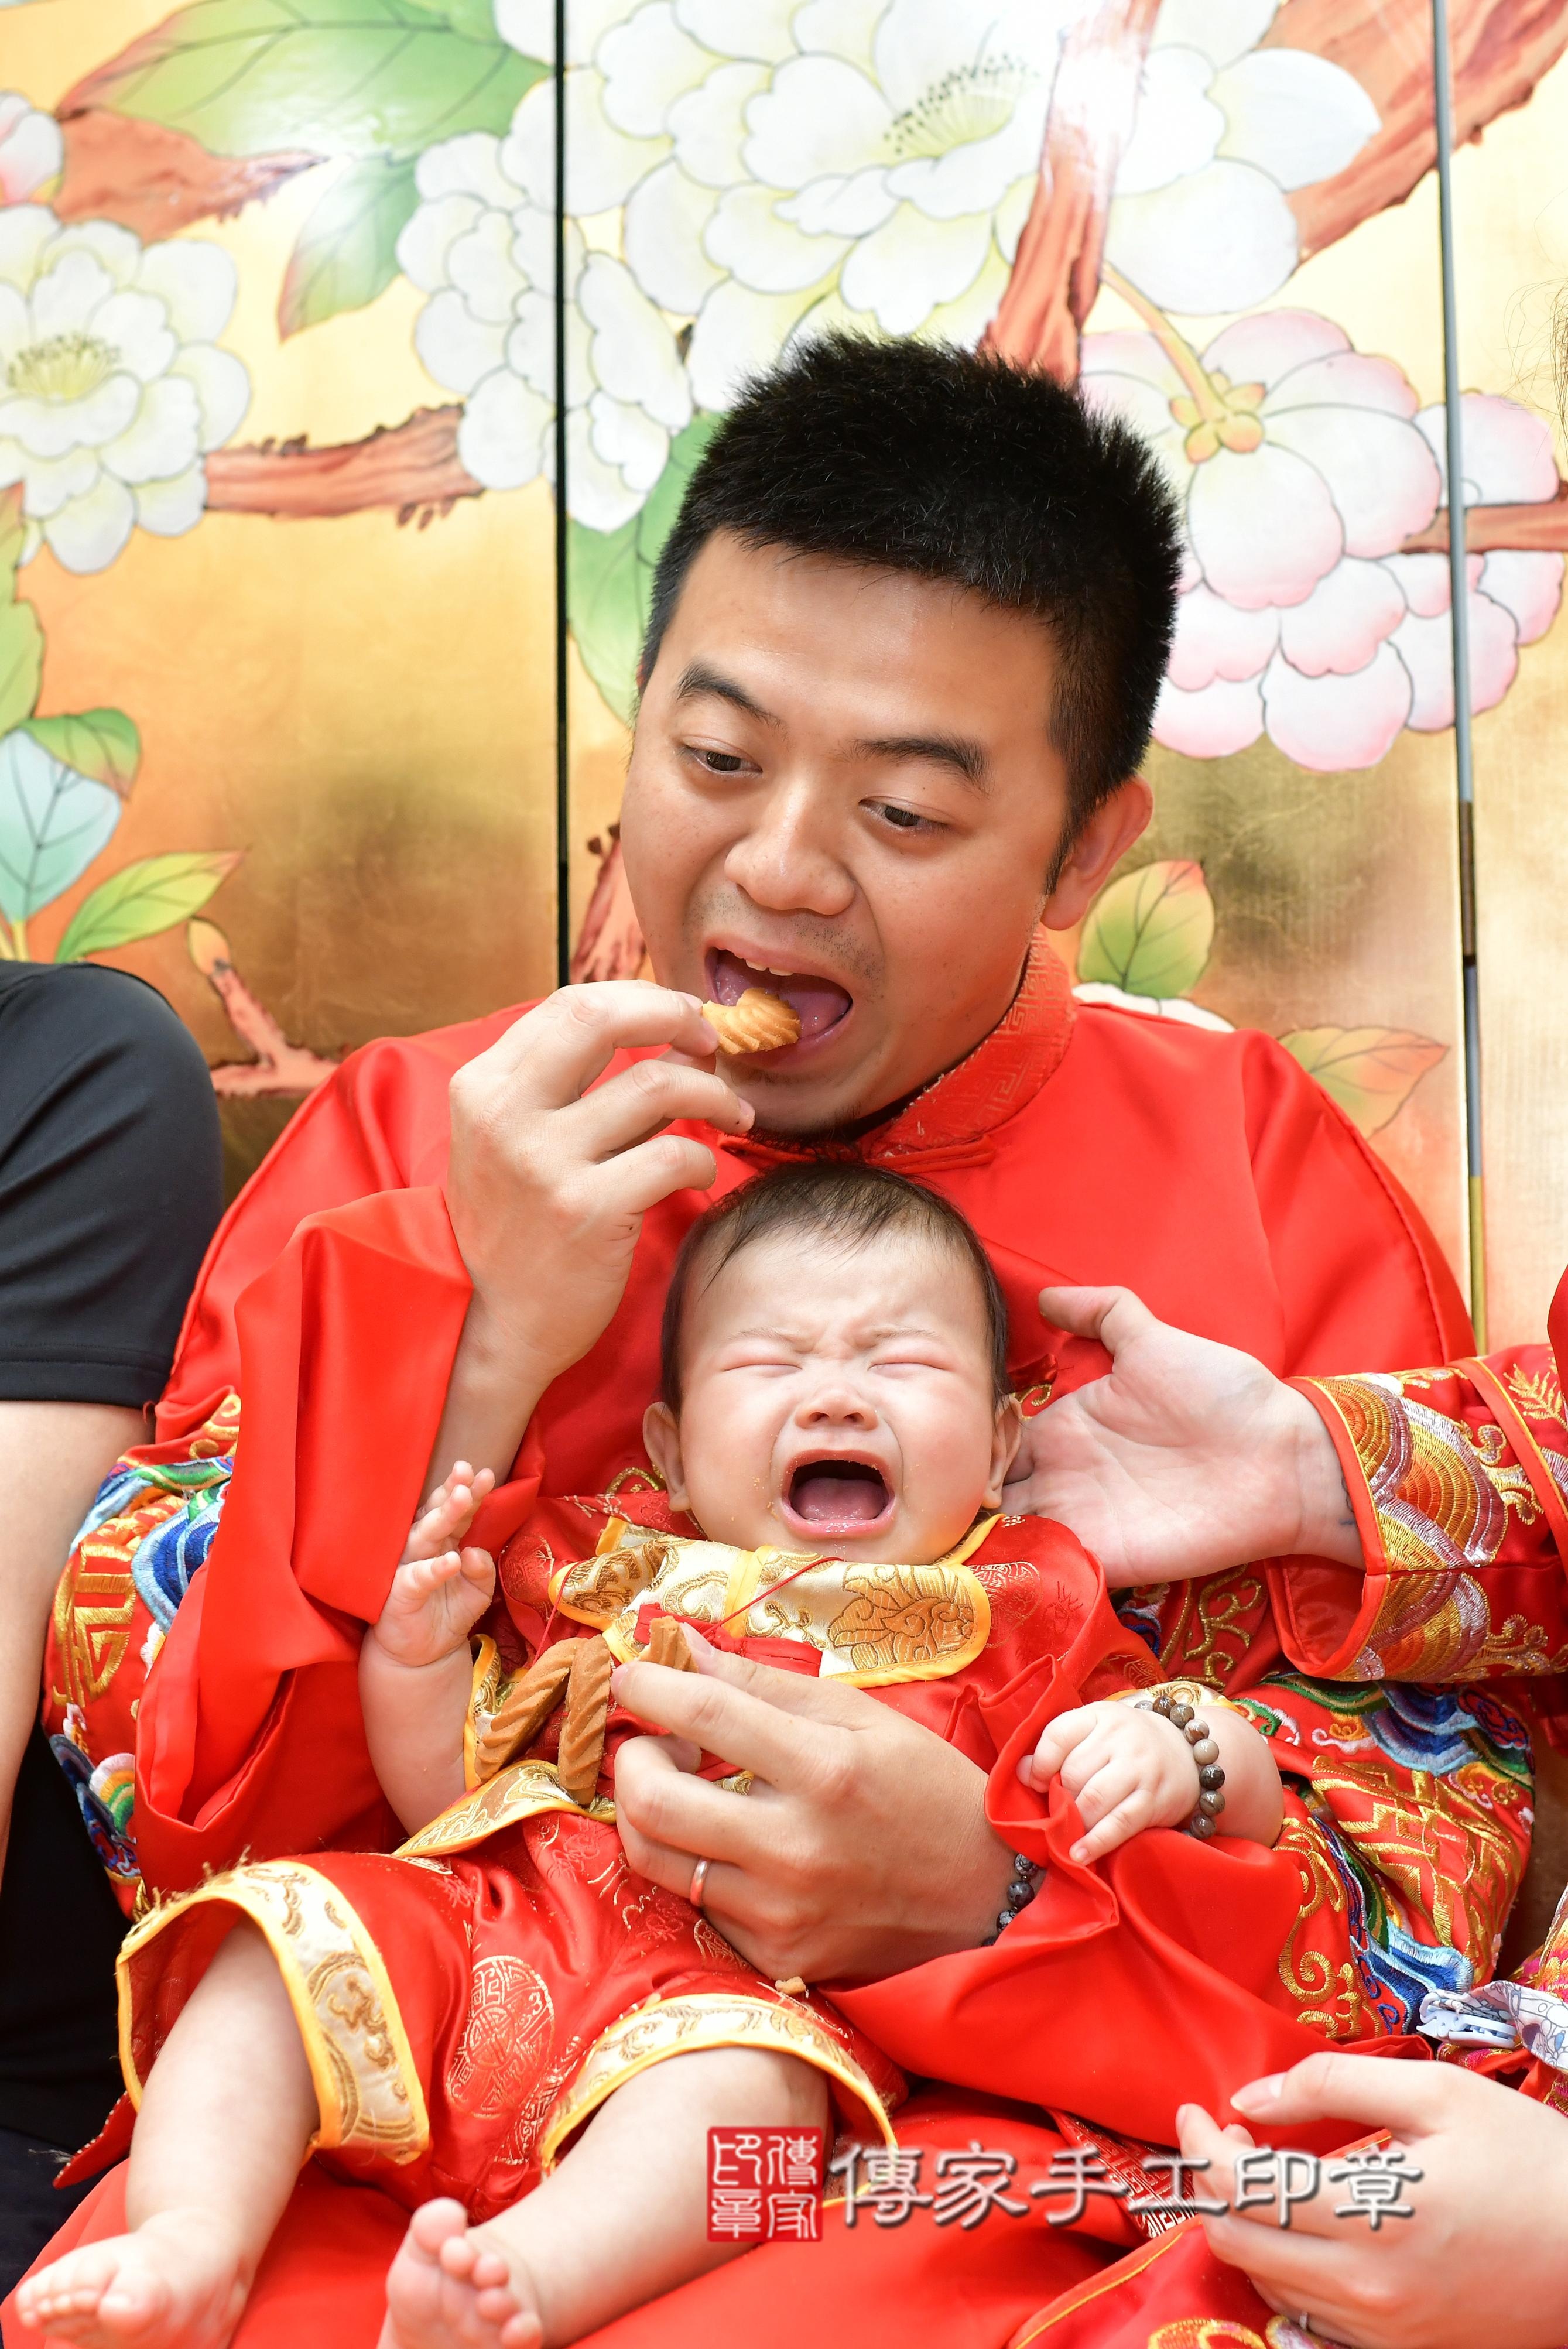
[852,731,990,786]
[674,662,782,727]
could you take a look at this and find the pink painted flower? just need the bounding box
[1081,311,1563,770]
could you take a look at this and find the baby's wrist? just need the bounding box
[1132,1690,1226,1838]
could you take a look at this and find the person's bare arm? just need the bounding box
[611,1635,1015,1982]
[1179,2054,1568,2349]
[0,1400,144,1874]
[1002,1286,1362,1586]
[429,985,753,1488]
[359,1465,495,1833]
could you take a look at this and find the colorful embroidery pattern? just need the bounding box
[1302,1370,1568,1679]
[45,1395,240,1905]
[1238,1673,1532,2038]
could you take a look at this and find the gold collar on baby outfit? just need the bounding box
[546,1518,998,1688]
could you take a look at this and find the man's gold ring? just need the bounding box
[690,1856,710,1908]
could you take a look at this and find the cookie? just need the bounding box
[644,1613,695,1670]
[557,1634,617,1806]
[701,987,802,1057]
[474,1640,576,1782]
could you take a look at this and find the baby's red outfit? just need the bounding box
[113,1486,1154,2221]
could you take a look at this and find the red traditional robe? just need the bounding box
[99,934,1470,1893]
[22,937,1500,2348]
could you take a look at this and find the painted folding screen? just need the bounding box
[3,0,1566,1340]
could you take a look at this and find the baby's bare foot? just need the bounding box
[14,2210,249,2349]
[381,2200,542,2349]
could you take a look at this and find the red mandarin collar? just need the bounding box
[721,929,1076,1177]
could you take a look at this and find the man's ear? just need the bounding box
[1040,776,1152,932]
[985,1397,1025,1509]
[642,1401,690,1511]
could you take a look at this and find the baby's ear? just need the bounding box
[985,1396,1025,1507]
[642,1401,689,1510]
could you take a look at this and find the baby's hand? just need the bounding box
[371,1461,498,1669]
[1021,1700,1201,1865]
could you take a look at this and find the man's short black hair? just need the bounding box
[642,333,1182,828]
[659,1158,1009,1412]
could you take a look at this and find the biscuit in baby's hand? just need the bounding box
[700,988,802,1057]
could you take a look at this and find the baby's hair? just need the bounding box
[659,1159,1010,1412]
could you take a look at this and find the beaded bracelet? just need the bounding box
[1133,1689,1228,1838]
[982,1851,1041,1944]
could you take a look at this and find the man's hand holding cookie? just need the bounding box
[433,982,754,1481]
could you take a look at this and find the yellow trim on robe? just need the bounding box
[536,1989,898,2172]
[546,1515,998,1689]
[395,1758,616,1860]
[117,1860,429,2163]
[463,1632,501,1792]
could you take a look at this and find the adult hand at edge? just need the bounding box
[1002,1286,1362,1587]
[1178,2053,1568,2349]
[611,1634,1015,1983]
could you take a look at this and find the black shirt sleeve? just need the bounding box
[0,962,222,1406]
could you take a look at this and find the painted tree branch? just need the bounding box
[188,920,338,1097]
[54,108,319,240]
[982,0,1161,378]
[570,831,646,984]
[1402,490,1568,553]
[205,409,482,523]
[1270,0,1568,261]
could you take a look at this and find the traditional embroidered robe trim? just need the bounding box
[536,1989,896,2173]
[546,1516,997,1686]
[118,1860,429,2163]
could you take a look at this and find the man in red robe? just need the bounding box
[22,338,1487,2343]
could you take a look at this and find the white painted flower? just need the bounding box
[1083,310,1562,772]
[493,0,1066,413]
[1104,0,1379,315]
[0,95,61,206]
[0,206,249,573]
[396,127,691,528]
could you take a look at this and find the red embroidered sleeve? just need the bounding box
[1268,1350,1568,1683]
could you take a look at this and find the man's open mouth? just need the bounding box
[706,949,852,1047]
[781,1456,893,1535]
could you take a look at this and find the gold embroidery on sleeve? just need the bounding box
[118,1860,427,2162]
[536,1990,896,2171]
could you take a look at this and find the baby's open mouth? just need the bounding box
[783,1457,893,1534]
[707,950,851,1046]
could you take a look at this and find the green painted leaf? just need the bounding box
[0,601,42,742]
[22,710,141,796]
[567,415,722,727]
[279,155,419,337]
[0,484,26,604]
[1076,859,1215,998]
[67,0,549,162]
[1278,1027,1447,1138]
[0,730,122,923]
[55,850,241,961]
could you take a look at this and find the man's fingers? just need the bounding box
[612,1735,782,1875]
[560,1057,753,1159]
[591,1134,724,1216]
[1200,2209,1381,2323]
[478,984,718,1093]
[1037,1284,1156,1357]
[611,1651,861,1791]
[1232,2050,1456,2136]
